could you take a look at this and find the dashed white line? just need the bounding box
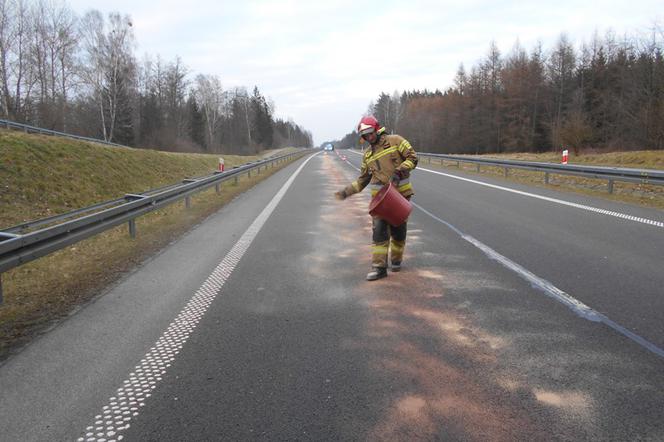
[77,153,320,442]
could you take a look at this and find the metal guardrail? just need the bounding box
[1,118,127,147]
[417,153,664,193]
[0,150,307,303]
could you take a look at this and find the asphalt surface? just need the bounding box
[0,150,662,441]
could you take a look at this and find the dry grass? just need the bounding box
[422,150,664,210]
[0,129,262,228]
[0,129,302,360]
[486,150,664,169]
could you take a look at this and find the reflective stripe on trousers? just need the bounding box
[372,217,408,268]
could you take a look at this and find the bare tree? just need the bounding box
[233,86,252,146]
[0,0,13,118]
[3,0,31,121]
[79,10,135,142]
[30,1,48,115]
[501,40,530,150]
[28,0,77,128]
[103,12,134,142]
[483,40,503,150]
[548,34,576,147]
[79,10,107,138]
[194,73,224,150]
[163,56,189,139]
[52,2,77,130]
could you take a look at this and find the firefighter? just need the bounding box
[335,116,418,281]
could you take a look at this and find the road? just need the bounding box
[0,151,662,441]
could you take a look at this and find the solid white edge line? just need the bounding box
[77,152,321,442]
[340,151,664,359]
[413,202,664,360]
[346,149,664,229]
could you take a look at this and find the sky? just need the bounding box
[67,0,662,145]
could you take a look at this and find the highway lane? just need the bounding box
[0,151,662,441]
[121,151,562,441]
[344,148,664,352]
[98,151,664,440]
[0,158,311,441]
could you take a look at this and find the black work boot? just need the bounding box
[366,267,388,281]
[391,261,402,272]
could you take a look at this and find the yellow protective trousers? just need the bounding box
[371,217,407,268]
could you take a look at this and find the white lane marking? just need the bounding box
[78,153,320,442]
[345,149,664,229]
[340,153,664,359]
[414,203,664,360]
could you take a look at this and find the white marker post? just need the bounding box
[562,149,569,165]
[218,157,225,172]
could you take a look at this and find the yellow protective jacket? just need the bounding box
[344,129,418,199]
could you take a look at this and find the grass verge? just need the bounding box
[421,150,664,210]
[0,129,303,361]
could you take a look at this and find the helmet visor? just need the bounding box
[358,123,375,135]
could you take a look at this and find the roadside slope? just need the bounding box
[0,129,258,227]
[0,129,298,360]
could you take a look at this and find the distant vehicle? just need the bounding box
[323,143,334,151]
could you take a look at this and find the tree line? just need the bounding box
[0,1,313,153]
[334,28,664,154]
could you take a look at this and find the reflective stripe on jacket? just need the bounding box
[344,132,418,199]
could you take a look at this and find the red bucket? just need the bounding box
[369,183,412,226]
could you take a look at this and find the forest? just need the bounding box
[0,1,313,154]
[335,28,664,155]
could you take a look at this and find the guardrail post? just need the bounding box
[215,182,221,194]
[504,167,509,177]
[128,219,137,239]
[545,172,549,184]
[476,164,480,173]
[234,175,238,185]
[185,196,191,209]
[608,179,614,194]
[0,274,3,305]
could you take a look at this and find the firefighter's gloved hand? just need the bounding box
[335,189,347,200]
[391,169,404,183]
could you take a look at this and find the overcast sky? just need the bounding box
[68,0,661,145]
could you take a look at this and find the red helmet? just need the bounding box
[358,116,380,135]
